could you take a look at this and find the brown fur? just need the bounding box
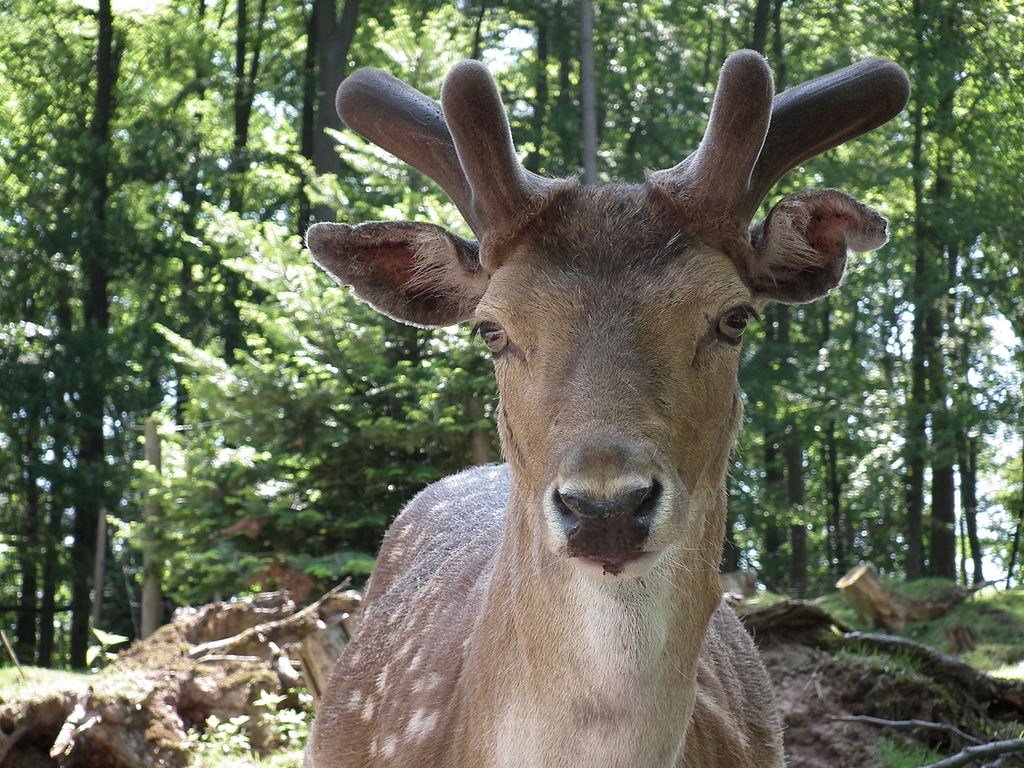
[304,51,909,768]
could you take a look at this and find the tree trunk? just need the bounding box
[298,1,318,233]
[1006,422,1024,589]
[763,432,785,585]
[579,0,597,185]
[39,275,73,667]
[825,417,846,575]
[523,12,548,173]
[469,3,486,60]
[904,88,928,582]
[785,427,806,598]
[777,305,806,598]
[38,499,62,667]
[721,512,742,573]
[91,509,107,630]
[313,0,361,223]
[554,12,576,176]
[140,420,163,639]
[748,0,771,53]
[465,395,492,466]
[70,0,118,669]
[923,12,959,581]
[958,431,983,584]
[771,0,786,88]
[15,438,40,662]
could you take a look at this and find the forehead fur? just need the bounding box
[481,182,749,305]
[486,183,693,272]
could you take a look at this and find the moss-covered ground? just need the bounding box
[815,581,1024,678]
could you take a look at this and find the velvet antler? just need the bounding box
[335,69,475,233]
[336,62,560,269]
[649,50,775,222]
[650,51,910,227]
[739,58,911,223]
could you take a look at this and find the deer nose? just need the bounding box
[555,484,656,529]
[555,482,659,568]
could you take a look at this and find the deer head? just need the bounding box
[306,51,908,581]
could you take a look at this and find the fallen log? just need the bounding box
[737,599,852,646]
[843,631,1024,718]
[0,583,359,768]
[187,581,360,660]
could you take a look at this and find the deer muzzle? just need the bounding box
[556,482,660,574]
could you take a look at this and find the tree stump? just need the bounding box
[836,563,912,632]
[836,563,984,633]
[945,624,981,653]
[720,570,759,599]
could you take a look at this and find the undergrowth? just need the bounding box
[815,583,1024,677]
[187,689,310,768]
[873,736,944,768]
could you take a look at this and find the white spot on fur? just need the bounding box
[405,708,438,740]
[346,689,364,711]
[411,672,442,695]
[361,695,377,722]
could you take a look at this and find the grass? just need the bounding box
[191,749,304,768]
[813,583,1024,677]
[874,736,944,768]
[0,665,90,703]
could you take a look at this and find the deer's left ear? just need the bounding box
[745,189,889,304]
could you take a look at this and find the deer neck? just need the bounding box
[459,485,725,766]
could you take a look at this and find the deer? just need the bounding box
[303,50,909,768]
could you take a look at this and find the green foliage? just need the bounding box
[85,627,130,668]
[874,737,944,768]
[1,0,1023,670]
[187,688,310,767]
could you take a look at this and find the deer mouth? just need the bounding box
[571,550,661,579]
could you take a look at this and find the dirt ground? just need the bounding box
[763,638,1024,768]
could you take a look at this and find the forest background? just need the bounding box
[1,0,1022,670]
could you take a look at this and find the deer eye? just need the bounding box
[717,307,756,344]
[473,321,508,354]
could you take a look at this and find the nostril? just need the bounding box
[633,480,661,528]
[555,482,658,522]
[554,489,581,535]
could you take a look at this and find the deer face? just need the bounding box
[306,51,908,579]
[469,187,750,576]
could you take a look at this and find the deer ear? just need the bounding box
[746,189,889,304]
[306,221,488,328]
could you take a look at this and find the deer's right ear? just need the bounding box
[306,221,488,328]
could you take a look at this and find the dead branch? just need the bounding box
[188,579,358,660]
[0,629,26,680]
[916,737,1024,768]
[737,599,852,646]
[828,714,980,745]
[49,694,99,763]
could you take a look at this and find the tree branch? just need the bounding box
[916,738,1024,768]
[827,714,979,745]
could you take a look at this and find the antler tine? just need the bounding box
[650,50,774,219]
[738,58,910,223]
[440,61,557,250]
[335,68,479,235]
